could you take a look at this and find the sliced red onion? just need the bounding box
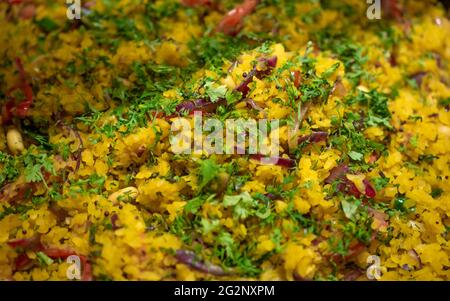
[235,71,256,97]
[401,264,413,271]
[330,241,366,264]
[340,178,376,199]
[332,79,347,97]
[111,214,120,230]
[345,242,366,261]
[324,164,349,184]
[81,7,92,16]
[364,179,376,198]
[246,98,264,111]
[298,131,328,144]
[43,248,77,259]
[180,0,208,7]
[0,182,37,204]
[325,164,359,197]
[7,236,92,280]
[368,151,379,164]
[14,58,33,118]
[175,98,227,115]
[325,164,376,198]
[291,70,301,88]
[7,0,23,5]
[14,253,34,271]
[174,56,277,116]
[19,4,35,19]
[49,204,69,224]
[433,53,442,68]
[257,56,278,75]
[382,0,403,22]
[175,250,229,276]
[57,122,84,173]
[235,56,277,98]
[389,53,397,67]
[253,56,278,80]
[43,248,92,280]
[227,60,239,73]
[232,147,296,168]
[264,193,281,200]
[346,181,362,198]
[343,269,364,281]
[216,0,260,36]
[289,106,309,147]
[84,1,96,8]
[300,104,309,121]
[367,207,388,230]
[411,72,427,87]
[251,154,296,168]
[80,258,93,281]
[7,235,43,250]
[409,249,423,269]
[293,272,311,281]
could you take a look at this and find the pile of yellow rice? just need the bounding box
[0,0,449,280]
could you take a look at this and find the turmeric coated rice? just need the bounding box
[0,0,449,281]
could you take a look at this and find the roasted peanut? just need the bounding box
[7,128,25,155]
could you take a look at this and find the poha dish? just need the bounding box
[0,0,449,280]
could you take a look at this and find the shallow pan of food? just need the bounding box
[0,0,449,282]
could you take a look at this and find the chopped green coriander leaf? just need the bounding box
[36,251,54,266]
[205,81,227,102]
[198,158,221,192]
[348,151,364,161]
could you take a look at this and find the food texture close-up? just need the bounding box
[0,0,449,281]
